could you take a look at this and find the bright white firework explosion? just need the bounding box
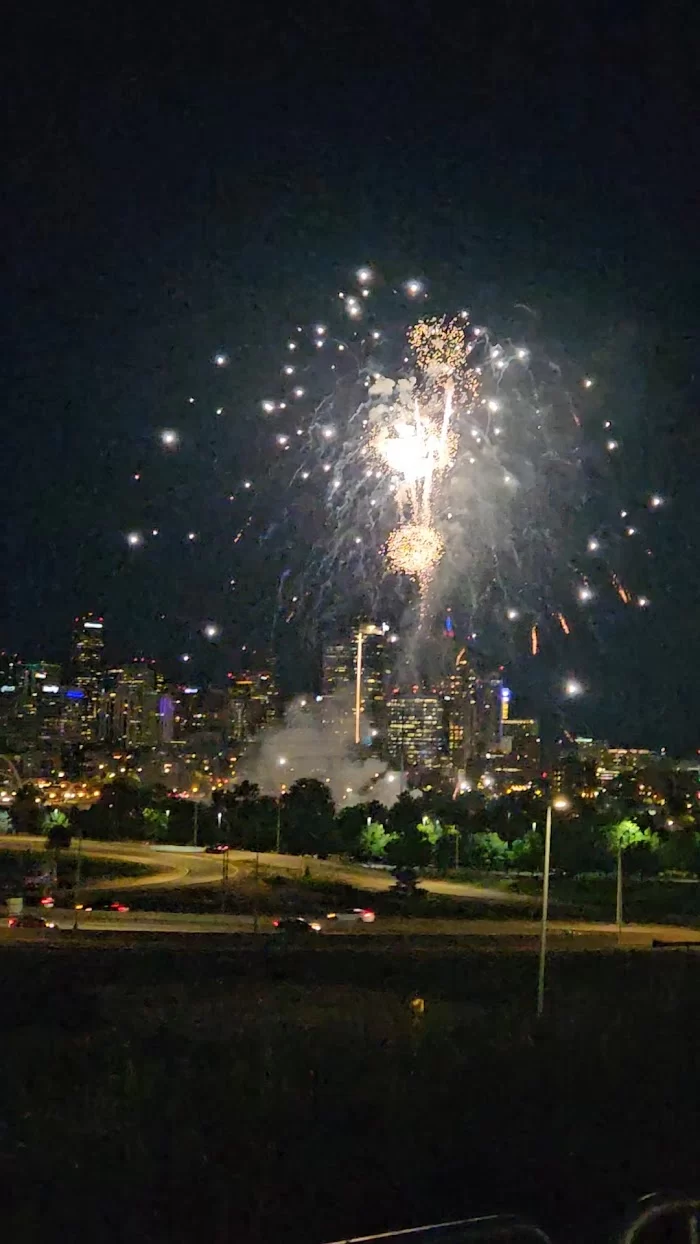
[258,267,665,668]
[118,264,666,680]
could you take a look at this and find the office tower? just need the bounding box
[100,663,158,747]
[322,628,394,743]
[387,691,442,767]
[70,614,105,736]
[321,641,355,697]
[71,614,104,691]
[500,718,541,775]
[227,670,279,742]
[474,670,505,756]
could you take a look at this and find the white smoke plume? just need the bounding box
[237,689,401,807]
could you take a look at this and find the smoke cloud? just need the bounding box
[237,690,401,807]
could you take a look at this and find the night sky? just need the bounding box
[4,5,699,751]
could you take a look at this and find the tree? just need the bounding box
[435,823,460,872]
[142,806,170,841]
[359,820,397,860]
[385,821,433,870]
[0,809,12,835]
[387,791,424,837]
[280,779,335,855]
[605,818,660,927]
[658,829,700,875]
[98,777,142,837]
[44,808,72,852]
[463,831,509,870]
[335,805,371,856]
[227,780,260,804]
[550,818,608,876]
[11,784,43,834]
[509,829,544,872]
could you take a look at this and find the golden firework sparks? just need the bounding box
[386,523,445,578]
[407,317,467,374]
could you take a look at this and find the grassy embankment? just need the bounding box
[2,938,699,1244]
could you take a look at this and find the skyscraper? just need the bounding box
[100,663,159,747]
[435,645,478,765]
[321,629,394,743]
[71,614,105,735]
[387,691,442,768]
[500,718,541,775]
[227,670,279,742]
[321,642,354,697]
[72,615,104,687]
[473,670,505,756]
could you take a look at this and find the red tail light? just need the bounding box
[8,918,17,927]
[273,920,280,927]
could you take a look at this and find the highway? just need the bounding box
[2,907,700,950]
[2,836,699,949]
[0,835,525,902]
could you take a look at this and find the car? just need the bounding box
[326,908,376,924]
[88,901,130,913]
[272,917,322,934]
[7,914,57,930]
[205,843,230,854]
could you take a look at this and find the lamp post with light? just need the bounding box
[536,794,570,1017]
[276,757,287,854]
[537,675,584,1016]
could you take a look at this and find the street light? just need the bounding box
[537,795,570,1017]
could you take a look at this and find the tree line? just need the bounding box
[5,775,700,877]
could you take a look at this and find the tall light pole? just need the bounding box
[354,623,385,745]
[276,759,287,853]
[537,795,569,1018]
[616,840,624,939]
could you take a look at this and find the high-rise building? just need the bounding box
[321,642,354,697]
[361,631,393,735]
[71,614,105,735]
[227,670,279,742]
[321,630,394,742]
[387,691,442,767]
[474,671,505,756]
[72,615,104,690]
[500,718,541,774]
[100,663,159,747]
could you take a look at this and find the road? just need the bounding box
[2,907,700,949]
[2,836,699,949]
[0,835,524,902]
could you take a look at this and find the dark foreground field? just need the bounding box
[2,939,699,1244]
